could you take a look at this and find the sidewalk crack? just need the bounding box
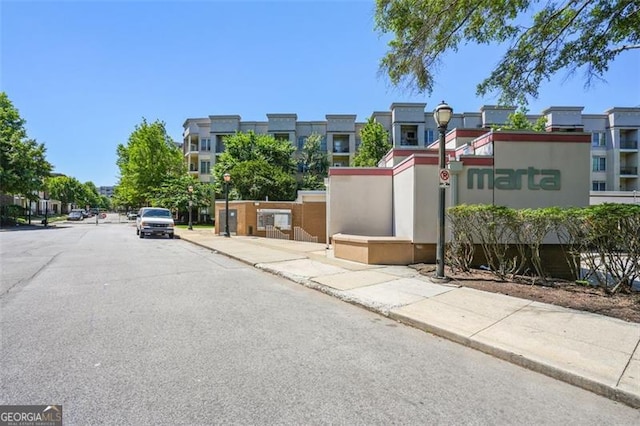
[469,300,534,338]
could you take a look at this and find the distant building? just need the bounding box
[99,186,114,198]
[183,104,640,194]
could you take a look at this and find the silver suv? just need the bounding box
[136,207,175,239]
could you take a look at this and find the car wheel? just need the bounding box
[169,233,174,239]
[136,228,139,235]
[139,232,144,239]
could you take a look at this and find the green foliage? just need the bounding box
[375,0,639,105]
[115,118,185,207]
[499,107,547,131]
[0,92,52,198]
[213,131,297,201]
[447,203,640,293]
[298,133,329,190]
[353,117,391,167]
[151,175,213,212]
[46,176,85,213]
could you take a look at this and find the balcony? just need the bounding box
[332,146,350,154]
[620,140,638,150]
[620,167,638,176]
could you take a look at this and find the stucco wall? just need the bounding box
[392,166,415,239]
[328,171,393,238]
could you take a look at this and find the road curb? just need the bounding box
[176,233,640,409]
[388,310,640,409]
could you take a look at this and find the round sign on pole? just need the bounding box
[439,169,451,187]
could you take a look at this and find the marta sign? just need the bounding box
[467,167,561,190]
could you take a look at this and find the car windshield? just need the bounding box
[143,209,171,218]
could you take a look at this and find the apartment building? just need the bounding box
[183,103,640,194]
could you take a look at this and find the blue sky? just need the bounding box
[2,0,639,187]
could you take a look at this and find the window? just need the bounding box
[592,181,606,191]
[200,138,212,151]
[591,132,605,148]
[274,133,289,141]
[425,129,436,144]
[200,161,211,175]
[297,136,306,151]
[215,135,228,153]
[592,156,606,172]
[257,209,291,231]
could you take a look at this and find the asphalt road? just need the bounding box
[1,218,639,425]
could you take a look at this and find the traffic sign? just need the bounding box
[439,168,451,187]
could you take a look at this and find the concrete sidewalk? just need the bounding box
[175,229,640,408]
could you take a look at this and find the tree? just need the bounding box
[213,131,297,201]
[0,92,52,200]
[46,175,85,213]
[353,117,391,167]
[498,107,547,131]
[151,175,213,214]
[115,119,185,207]
[374,0,639,105]
[298,133,329,190]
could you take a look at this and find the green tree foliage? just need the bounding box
[353,117,391,167]
[375,0,639,105]
[115,119,185,207]
[46,175,85,213]
[0,92,52,199]
[151,175,213,213]
[499,107,547,131]
[298,133,329,190]
[213,131,297,201]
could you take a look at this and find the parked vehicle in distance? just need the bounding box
[126,211,137,220]
[67,210,84,221]
[136,208,174,239]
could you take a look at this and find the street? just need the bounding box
[1,218,639,425]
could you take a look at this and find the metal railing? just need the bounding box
[294,226,318,243]
[620,167,638,175]
[620,140,638,150]
[265,225,289,240]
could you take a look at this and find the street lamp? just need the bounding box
[223,173,231,237]
[43,191,49,227]
[188,185,194,230]
[433,100,453,279]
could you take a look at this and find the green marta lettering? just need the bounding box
[467,167,561,190]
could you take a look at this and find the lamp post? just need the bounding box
[433,101,453,279]
[43,191,49,227]
[188,185,194,230]
[223,173,231,237]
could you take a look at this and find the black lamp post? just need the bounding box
[188,185,194,230]
[43,191,49,227]
[223,173,231,237]
[433,101,453,279]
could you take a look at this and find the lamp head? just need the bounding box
[433,101,453,127]
[188,185,193,193]
[223,173,231,182]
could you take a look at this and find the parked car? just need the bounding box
[136,208,174,239]
[126,211,137,220]
[67,210,84,221]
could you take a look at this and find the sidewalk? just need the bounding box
[175,229,640,408]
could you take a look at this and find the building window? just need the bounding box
[333,135,349,153]
[591,132,605,148]
[297,136,306,151]
[425,129,436,144]
[215,135,228,153]
[400,125,418,146]
[320,136,327,152]
[200,161,211,175]
[592,181,606,191]
[273,133,289,141]
[592,156,606,172]
[200,138,212,151]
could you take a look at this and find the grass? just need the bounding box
[175,224,215,230]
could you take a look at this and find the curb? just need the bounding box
[176,233,640,409]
